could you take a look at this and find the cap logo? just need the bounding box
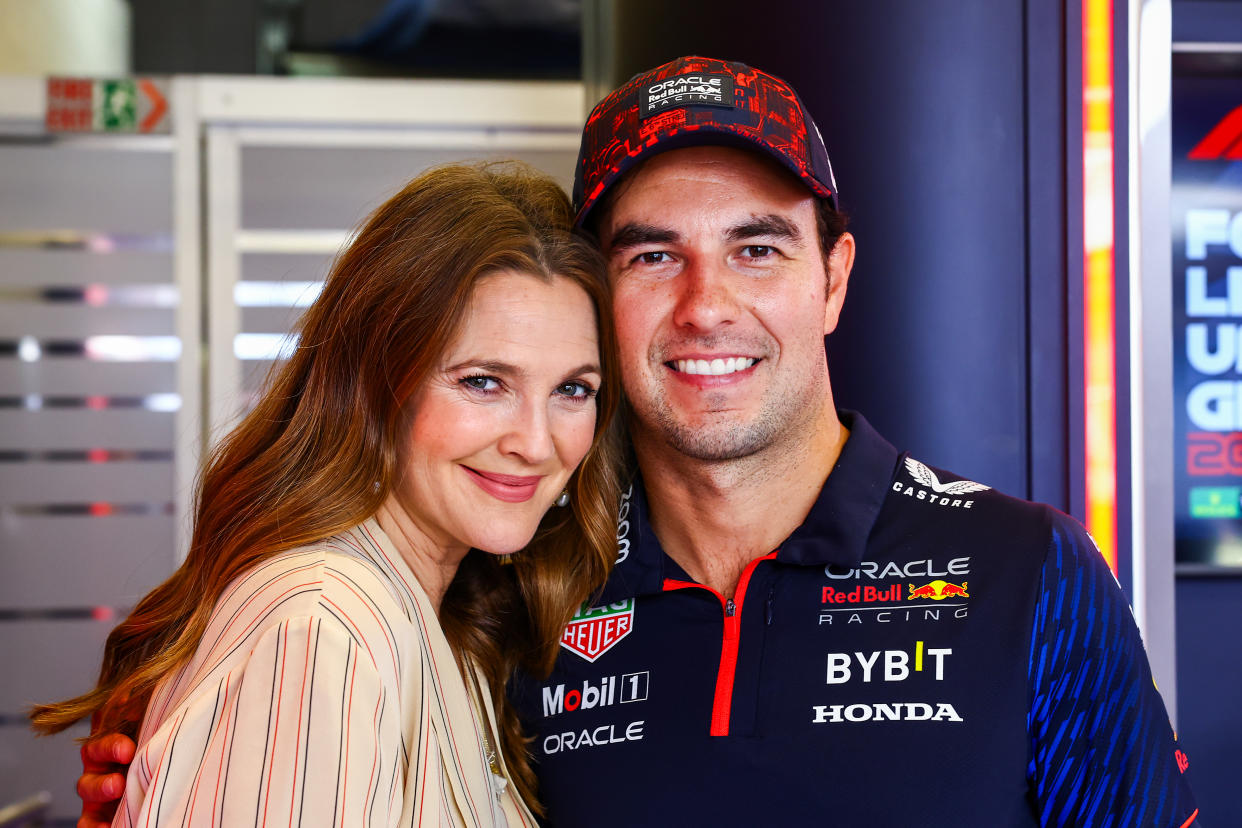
[640,72,735,119]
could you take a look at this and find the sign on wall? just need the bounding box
[1172,62,1242,567]
[44,77,169,134]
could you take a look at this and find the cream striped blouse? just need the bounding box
[114,519,536,828]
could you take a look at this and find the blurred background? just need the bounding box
[0,0,1239,824]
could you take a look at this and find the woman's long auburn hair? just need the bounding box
[30,161,623,812]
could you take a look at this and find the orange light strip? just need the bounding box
[1083,0,1118,572]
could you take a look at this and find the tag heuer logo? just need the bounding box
[640,72,735,118]
[561,600,634,662]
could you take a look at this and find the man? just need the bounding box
[78,56,1197,827]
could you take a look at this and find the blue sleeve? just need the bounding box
[1027,512,1198,828]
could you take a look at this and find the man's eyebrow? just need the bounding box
[726,214,805,244]
[606,223,680,253]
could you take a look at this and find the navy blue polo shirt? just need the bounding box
[510,412,1198,827]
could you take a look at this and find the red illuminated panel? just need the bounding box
[1083,0,1118,573]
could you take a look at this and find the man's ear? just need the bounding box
[824,232,855,335]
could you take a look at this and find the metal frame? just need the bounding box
[203,124,244,445]
[1171,42,1242,53]
[194,76,584,128]
[1129,0,1178,710]
[581,0,618,109]
[170,76,203,562]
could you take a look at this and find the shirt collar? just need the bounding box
[596,410,900,603]
[776,410,898,567]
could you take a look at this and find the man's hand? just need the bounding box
[76,730,134,828]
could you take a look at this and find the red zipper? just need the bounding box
[663,551,777,736]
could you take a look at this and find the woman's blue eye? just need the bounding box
[557,381,595,399]
[462,375,500,392]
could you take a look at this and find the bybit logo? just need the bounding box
[825,641,951,684]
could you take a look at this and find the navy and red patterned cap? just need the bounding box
[572,55,839,227]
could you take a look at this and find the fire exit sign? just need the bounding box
[45,77,169,134]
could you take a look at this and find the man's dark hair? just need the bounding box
[814,199,850,270]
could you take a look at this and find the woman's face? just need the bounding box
[395,270,602,557]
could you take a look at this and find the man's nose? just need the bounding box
[670,260,740,331]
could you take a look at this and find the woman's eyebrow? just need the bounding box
[444,360,602,379]
[443,359,523,376]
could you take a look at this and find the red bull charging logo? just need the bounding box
[907,580,969,600]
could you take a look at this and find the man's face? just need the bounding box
[600,146,854,462]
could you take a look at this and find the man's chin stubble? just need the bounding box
[654,412,780,463]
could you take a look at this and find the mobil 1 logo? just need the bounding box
[541,671,650,717]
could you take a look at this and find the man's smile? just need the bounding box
[668,357,760,376]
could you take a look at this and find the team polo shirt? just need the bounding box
[510,412,1198,827]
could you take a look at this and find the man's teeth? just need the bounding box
[673,357,757,376]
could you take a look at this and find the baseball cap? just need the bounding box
[572,55,839,227]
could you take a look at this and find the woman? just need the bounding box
[31,162,622,826]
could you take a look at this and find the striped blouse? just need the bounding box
[114,519,537,828]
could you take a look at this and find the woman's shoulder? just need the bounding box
[217,525,401,601]
[314,523,423,621]
[206,525,423,668]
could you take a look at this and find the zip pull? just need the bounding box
[766,590,774,625]
[725,598,737,617]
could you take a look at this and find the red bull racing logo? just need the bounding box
[907,580,969,601]
[640,73,734,117]
[818,560,972,626]
[561,599,634,662]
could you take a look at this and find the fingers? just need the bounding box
[81,733,137,768]
[78,730,133,827]
[76,770,125,803]
[79,712,136,825]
